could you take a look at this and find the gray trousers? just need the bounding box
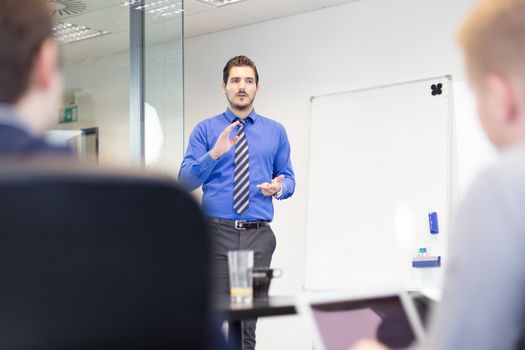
[208,219,277,350]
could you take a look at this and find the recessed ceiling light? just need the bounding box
[195,0,249,7]
[121,0,183,17]
[53,22,109,44]
[50,0,87,17]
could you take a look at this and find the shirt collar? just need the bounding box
[224,108,258,124]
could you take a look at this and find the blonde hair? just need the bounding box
[458,0,525,82]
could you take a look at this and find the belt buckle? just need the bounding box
[234,220,247,230]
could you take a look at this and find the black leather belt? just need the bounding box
[208,218,270,230]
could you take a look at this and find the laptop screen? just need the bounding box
[310,295,418,350]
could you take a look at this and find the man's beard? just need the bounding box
[227,93,255,111]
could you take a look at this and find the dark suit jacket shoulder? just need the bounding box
[0,123,71,157]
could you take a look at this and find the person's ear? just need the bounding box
[221,82,227,94]
[256,84,260,93]
[33,38,60,91]
[486,73,518,125]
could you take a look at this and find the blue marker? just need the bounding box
[429,212,439,234]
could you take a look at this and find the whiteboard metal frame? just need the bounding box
[310,75,453,101]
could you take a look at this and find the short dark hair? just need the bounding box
[0,0,55,103]
[223,56,259,85]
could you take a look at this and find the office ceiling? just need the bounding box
[54,0,361,64]
[184,0,361,37]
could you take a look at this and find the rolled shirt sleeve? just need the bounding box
[178,123,217,192]
[272,125,295,200]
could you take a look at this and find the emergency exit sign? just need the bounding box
[59,106,78,124]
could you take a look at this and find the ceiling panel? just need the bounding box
[185,7,258,38]
[304,0,362,7]
[184,0,215,16]
[225,0,321,21]
[62,5,130,33]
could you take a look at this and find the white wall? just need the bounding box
[184,0,479,348]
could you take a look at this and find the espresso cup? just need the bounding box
[251,267,282,300]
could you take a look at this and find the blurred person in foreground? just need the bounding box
[352,0,525,349]
[0,0,69,156]
[0,2,228,349]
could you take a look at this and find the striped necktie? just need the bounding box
[233,119,250,215]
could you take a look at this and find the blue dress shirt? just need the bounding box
[179,108,295,222]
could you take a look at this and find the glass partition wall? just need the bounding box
[144,2,184,173]
[51,0,184,175]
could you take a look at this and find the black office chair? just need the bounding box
[0,163,210,350]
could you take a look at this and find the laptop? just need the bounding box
[296,290,426,350]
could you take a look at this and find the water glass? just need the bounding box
[228,250,254,304]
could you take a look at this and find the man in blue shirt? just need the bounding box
[179,56,295,349]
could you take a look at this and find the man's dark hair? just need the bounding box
[0,0,55,103]
[223,56,259,85]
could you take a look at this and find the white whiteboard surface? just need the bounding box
[305,77,451,292]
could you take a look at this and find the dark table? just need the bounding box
[214,296,297,350]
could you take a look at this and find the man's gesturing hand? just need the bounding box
[209,121,240,160]
[257,175,284,197]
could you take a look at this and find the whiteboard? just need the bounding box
[305,77,451,291]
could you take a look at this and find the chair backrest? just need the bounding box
[0,165,209,350]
